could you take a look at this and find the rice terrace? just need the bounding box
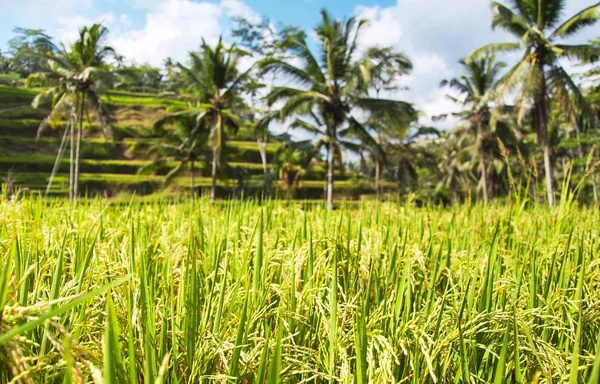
[1,0,600,383]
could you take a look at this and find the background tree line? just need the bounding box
[0,0,599,207]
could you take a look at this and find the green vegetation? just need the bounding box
[1,197,599,382]
[1,1,599,205]
[0,2,598,382]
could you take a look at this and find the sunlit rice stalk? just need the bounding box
[0,195,598,383]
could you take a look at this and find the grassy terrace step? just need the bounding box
[0,136,282,162]
[0,152,273,176]
[8,172,377,192]
[0,118,276,144]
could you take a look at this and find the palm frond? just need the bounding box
[554,44,600,63]
[491,2,532,38]
[466,42,522,63]
[551,3,600,39]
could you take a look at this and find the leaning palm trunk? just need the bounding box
[326,142,334,210]
[536,71,554,208]
[480,146,489,204]
[211,150,218,203]
[574,125,598,203]
[478,124,488,204]
[324,144,329,200]
[69,114,75,201]
[258,136,268,197]
[592,168,599,204]
[375,128,381,197]
[74,94,85,201]
[190,159,195,201]
[375,155,380,196]
[45,116,72,199]
[543,141,554,208]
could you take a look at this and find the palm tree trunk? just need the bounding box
[324,144,329,200]
[327,142,334,210]
[69,113,75,202]
[543,141,554,208]
[190,159,195,201]
[211,150,217,203]
[74,93,84,201]
[573,125,598,203]
[535,64,553,208]
[375,128,381,197]
[375,155,380,196]
[46,117,71,200]
[480,146,489,204]
[258,135,268,197]
[592,166,599,204]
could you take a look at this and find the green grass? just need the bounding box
[0,196,599,383]
[0,152,274,176]
[100,94,187,108]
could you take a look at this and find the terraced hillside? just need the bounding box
[0,86,383,200]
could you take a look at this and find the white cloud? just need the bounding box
[220,0,261,24]
[106,0,261,66]
[110,0,224,66]
[353,0,597,131]
[120,14,133,28]
[56,13,116,44]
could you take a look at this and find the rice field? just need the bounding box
[1,196,599,383]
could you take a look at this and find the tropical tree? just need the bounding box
[467,1,600,207]
[439,55,507,203]
[261,10,416,209]
[276,144,304,197]
[389,126,441,197]
[7,27,56,78]
[140,109,207,199]
[159,38,250,202]
[361,46,415,195]
[28,23,115,201]
[436,131,478,203]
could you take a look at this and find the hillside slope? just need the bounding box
[0,86,387,200]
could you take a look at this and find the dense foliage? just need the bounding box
[0,2,599,206]
[0,196,599,382]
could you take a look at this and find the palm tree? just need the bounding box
[140,108,207,199]
[436,131,478,203]
[440,55,507,203]
[391,126,441,196]
[161,38,250,202]
[361,47,414,195]
[28,23,115,201]
[467,1,600,207]
[276,144,304,198]
[260,9,416,209]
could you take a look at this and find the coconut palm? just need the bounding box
[27,23,115,201]
[160,38,250,202]
[361,47,415,195]
[467,1,600,207]
[439,55,507,203]
[140,108,207,199]
[390,126,441,195]
[276,145,304,197]
[260,9,416,209]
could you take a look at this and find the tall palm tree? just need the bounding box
[440,55,506,203]
[140,108,207,199]
[467,1,600,207]
[260,9,416,209]
[160,38,250,202]
[391,126,441,196]
[361,47,414,195]
[28,23,115,201]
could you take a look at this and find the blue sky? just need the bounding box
[1,0,597,130]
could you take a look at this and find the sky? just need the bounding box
[1,0,598,132]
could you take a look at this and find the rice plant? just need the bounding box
[0,196,599,383]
